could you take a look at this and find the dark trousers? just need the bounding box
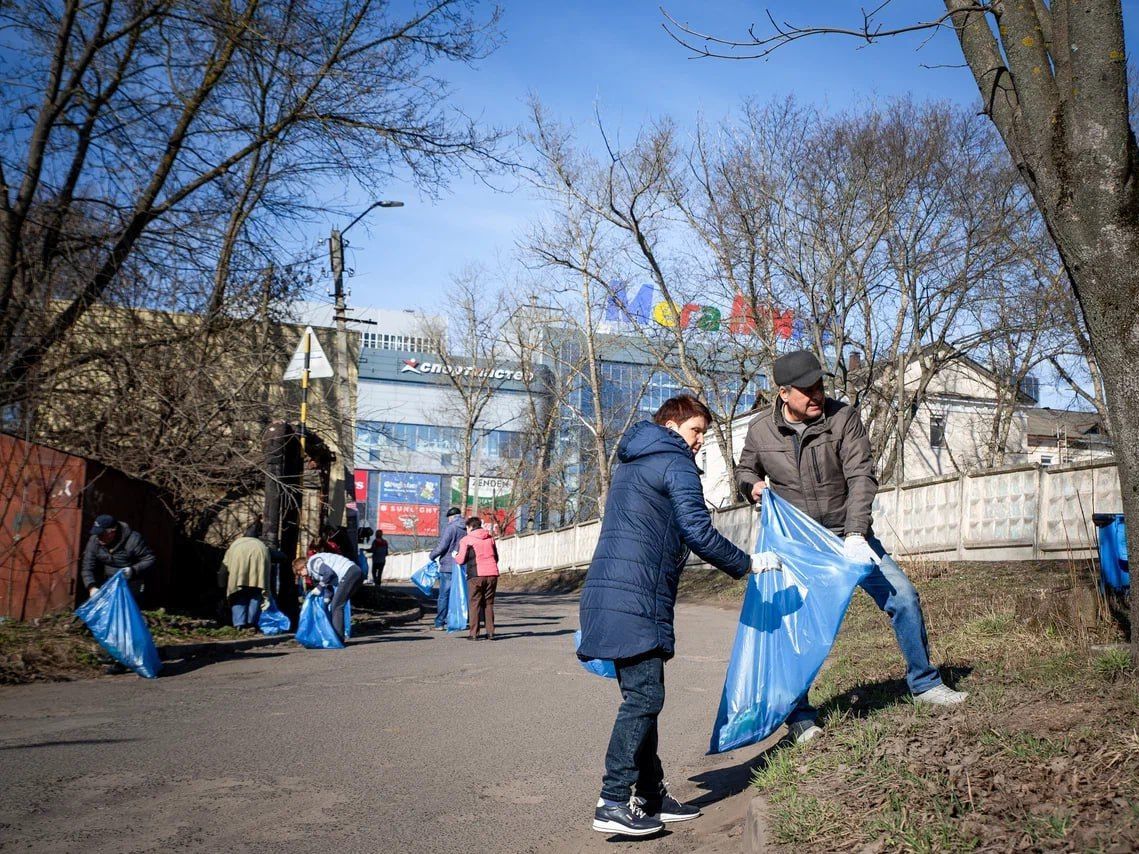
[600,651,666,803]
[467,575,498,638]
[329,565,364,640]
[371,558,386,586]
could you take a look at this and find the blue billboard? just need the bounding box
[379,472,440,506]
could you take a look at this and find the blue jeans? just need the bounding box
[434,571,452,627]
[230,587,262,628]
[600,651,666,803]
[787,535,941,725]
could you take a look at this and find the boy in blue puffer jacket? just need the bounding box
[579,395,778,838]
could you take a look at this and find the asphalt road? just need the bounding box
[0,588,775,854]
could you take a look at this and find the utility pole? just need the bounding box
[327,200,403,544]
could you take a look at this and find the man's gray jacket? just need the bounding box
[735,398,878,537]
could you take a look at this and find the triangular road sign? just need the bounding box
[283,326,334,380]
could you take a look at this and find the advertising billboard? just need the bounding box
[377,472,441,537]
[379,472,441,505]
[377,502,440,537]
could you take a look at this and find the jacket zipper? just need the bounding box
[811,446,823,483]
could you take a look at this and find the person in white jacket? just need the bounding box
[294,552,363,641]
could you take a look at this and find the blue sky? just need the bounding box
[322,1,1138,319]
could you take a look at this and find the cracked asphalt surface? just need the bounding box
[0,588,771,853]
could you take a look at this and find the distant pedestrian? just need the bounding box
[294,552,363,642]
[370,529,389,587]
[81,514,156,602]
[429,508,466,630]
[578,395,776,838]
[453,517,499,641]
[220,536,271,630]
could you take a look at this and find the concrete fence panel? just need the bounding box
[389,460,1121,574]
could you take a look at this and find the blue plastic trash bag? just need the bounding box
[410,560,440,597]
[708,490,874,754]
[573,629,616,678]
[75,570,162,678]
[1093,513,1130,591]
[295,591,345,649]
[258,595,291,635]
[356,550,370,575]
[446,566,470,632]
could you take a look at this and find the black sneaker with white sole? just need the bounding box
[593,798,665,836]
[636,790,702,823]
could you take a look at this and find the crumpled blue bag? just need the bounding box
[295,591,345,649]
[75,570,161,678]
[410,560,440,596]
[446,565,470,632]
[258,595,291,635]
[709,490,873,754]
[573,629,616,678]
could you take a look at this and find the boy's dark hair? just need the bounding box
[466,516,482,529]
[653,394,712,427]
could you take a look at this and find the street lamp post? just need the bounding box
[327,200,403,543]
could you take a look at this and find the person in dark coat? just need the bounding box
[369,528,389,587]
[80,514,156,601]
[579,395,777,838]
[429,508,467,630]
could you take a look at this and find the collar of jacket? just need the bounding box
[771,398,833,436]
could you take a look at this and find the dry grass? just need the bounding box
[753,559,1139,852]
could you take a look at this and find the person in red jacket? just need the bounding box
[453,516,500,641]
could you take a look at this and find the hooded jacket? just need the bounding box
[577,421,751,662]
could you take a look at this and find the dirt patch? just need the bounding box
[752,559,1139,852]
[0,588,419,684]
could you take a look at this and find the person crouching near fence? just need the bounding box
[577,394,779,838]
[454,516,500,641]
[293,552,364,642]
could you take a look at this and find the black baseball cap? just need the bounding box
[773,350,827,388]
[446,507,462,517]
[91,514,118,534]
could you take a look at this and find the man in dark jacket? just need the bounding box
[369,529,389,587]
[80,514,156,600]
[735,350,967,745]
[429,508,467,630]
[579,395,776,838]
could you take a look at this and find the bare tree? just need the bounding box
[666,2,1139,659]
[417,267,512,517]
[524,102,768,496]
[0,0,506,412]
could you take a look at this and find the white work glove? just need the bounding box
[88,586,99,597]
[843,534,880,565]
[122,566,134,580]
[750,551,782,573]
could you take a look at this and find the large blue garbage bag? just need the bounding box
[410,560,440,596]
[709,490,873,754]
[446,567,470,632]
[75,571,162,678]
[1093,513,1130,591]
[573,629,616,678]
[295,591,345,649]
[258,595,291,635]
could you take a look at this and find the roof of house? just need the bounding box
[1024,408,1110,444]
